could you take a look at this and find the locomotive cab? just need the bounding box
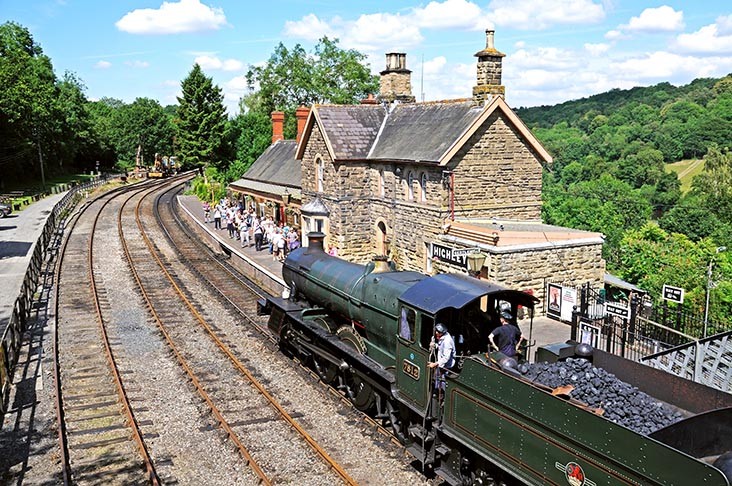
[393,275,538,418]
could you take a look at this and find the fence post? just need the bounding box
[571,307,579,341]
[693,340,702,382]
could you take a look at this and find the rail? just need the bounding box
[0,175,109,424]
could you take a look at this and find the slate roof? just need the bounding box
[316,105,386,160]
[237,140,300,187]
[302,97,551,165]
[370,101,482,162]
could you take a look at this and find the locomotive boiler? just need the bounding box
[260,233,732,485]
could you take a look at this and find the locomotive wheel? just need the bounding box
[336,326,376,412]
[311,317,339,383]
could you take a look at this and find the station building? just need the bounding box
[230,30,605,312]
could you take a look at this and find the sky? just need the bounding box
[2,0,732,116]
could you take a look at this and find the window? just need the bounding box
[378,169,385,197]
[399,307,416,341]
[407,171,414,200]
[316,157,324,192]
[420,172,427,202]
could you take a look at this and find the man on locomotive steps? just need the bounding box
[488,311,525,358]
[428,323,455,401]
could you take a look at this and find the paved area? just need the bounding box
[177,194,573,360]
[0,192,66,336]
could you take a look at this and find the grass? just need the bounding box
[665,159,705,193]
[1,173,99,211]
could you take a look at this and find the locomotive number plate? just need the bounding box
[402,359,420,381]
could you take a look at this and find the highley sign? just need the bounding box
[430,243,479,269]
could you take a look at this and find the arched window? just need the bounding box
[316,157,324,192]
[420,172,427,202]
[407,171,414,200]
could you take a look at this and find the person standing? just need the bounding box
[489,311,525,357]
[253,218,264,251]
[428,323,455,400]
[213,206,221,230]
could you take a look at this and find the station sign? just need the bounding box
[430,243,478,269]
[605,302,629,319]
[662,285,684,304]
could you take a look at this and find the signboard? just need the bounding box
[662,285,684,304]
[430,243,478,269]
[547,283,562,320]
[579,319,601,347]
[560,287,577,322]
[605,302,629,319]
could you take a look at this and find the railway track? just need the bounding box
[54,181,160,485]
[153,184,431,484]
[124,182,360,484]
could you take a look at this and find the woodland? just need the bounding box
[1,21,730,330]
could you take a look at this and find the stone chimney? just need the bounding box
[271,111,285,143]
[378,53,416,103]
[295,106,309,144]
[473,29,506,104]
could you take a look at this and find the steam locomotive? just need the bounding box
[259,233,732,485]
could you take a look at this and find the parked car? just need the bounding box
[0,201,12,218]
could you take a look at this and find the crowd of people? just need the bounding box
[202,198,301,263]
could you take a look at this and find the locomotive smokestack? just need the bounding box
[372,255,391,273]
[306,232,326,254]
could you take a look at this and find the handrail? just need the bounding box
[0,175,110,424]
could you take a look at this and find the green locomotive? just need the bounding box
[260,233,732,485]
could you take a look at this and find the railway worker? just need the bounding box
[428,323,455,400]
[488,311,525,357]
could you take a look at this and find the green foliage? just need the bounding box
[246,36,378,115]
[618,226,732,329]
[175,64,228,170]
[189,166,227,204]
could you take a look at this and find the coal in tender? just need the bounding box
[522,358,683,434]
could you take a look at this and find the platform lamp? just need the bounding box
[467,252,486,279]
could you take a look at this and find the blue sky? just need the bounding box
[2,0,731,116]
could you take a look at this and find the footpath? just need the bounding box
[176,195,573,357]
[0,192,67,336]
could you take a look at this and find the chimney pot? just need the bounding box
[486,29,495,49]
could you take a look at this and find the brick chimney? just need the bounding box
[271,111,285,143]
[378,53,415,104]
[295,106,309,144]
[473,29,506,104]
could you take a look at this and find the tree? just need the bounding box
[246,37,378,116]
[176,64,228,169]
[0,22,57,183]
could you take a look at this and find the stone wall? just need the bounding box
[450,111,543,220]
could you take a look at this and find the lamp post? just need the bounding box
[703,246,726,338]
[467,252,486,279]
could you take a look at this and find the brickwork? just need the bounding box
[379,72,415,103]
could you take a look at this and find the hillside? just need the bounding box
[665,159,705,193]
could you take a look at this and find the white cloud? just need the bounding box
[508,47,581,71]
[124,60,150,68]
[584,43,610,56]
[283,13,338,41]
[412,0,484,30]
[116,0,227,35]
[95,60,112,69]
[604,29,626,41]
[195,55,244,72]
[622,6,684,33]
[675,15,732,55]
[611,51,732,81]
[487,0,605,30]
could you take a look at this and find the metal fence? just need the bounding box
[0,176,108,422]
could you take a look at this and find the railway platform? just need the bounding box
[176,194,574,359]
[0,192,66,336]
